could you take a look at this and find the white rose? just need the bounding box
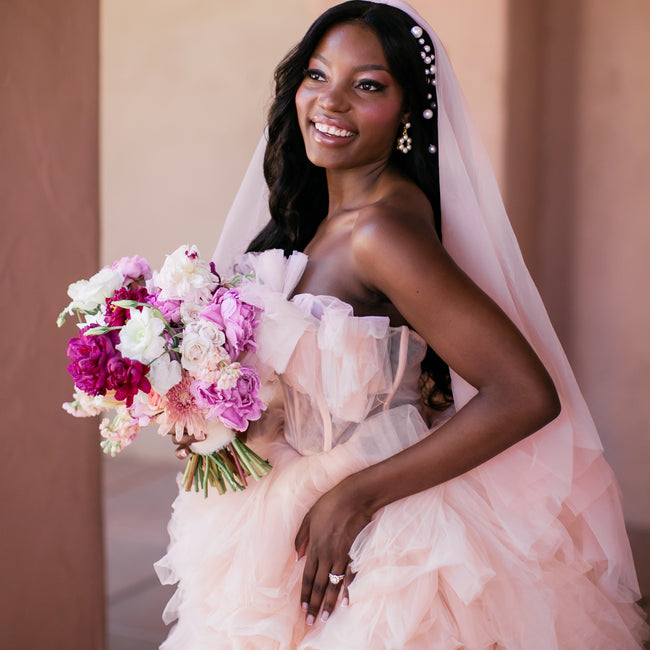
[180,321,226,375]
[117,308,167,364]
[66,267,124,312]
[148,355,182,395]
[152,245,218,303]
[180,301,205,324]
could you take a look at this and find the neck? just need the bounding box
[325,159,393,216]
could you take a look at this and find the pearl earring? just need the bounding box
[397,121,412,154]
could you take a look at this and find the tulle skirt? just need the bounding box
[156,405,648,649]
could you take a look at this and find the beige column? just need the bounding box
[504,0,650,528]
[0,1,104,647]
[569,0,650,528]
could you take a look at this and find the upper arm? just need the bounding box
[351,205,556,403]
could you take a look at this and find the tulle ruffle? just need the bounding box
[156,405,647,649]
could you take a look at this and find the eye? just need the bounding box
[305,68,326,82]
[356,79,386,93]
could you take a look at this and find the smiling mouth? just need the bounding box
[313,122,355,138]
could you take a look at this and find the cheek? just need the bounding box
[361,104,402,141]
[295,84,310,122]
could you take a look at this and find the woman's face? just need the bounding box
[295,22,405,171]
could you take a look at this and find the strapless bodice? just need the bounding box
[233,249,428,455]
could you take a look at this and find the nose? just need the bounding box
[317,82,348,113]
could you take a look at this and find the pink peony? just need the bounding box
[105,285,151,327]
[149,293,182,325]
[105,355,151,407]
[200,287,259,361]
[191,366,265,432]
[112,255,152,280]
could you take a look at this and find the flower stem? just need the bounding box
[228,442,248,487]
[211,452,244,492]
[231,441,262,481]
[203,456,209,498]
[232,438,272,479]
[184,453,199,492]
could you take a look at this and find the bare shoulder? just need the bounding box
[350,178,445,292]
[353,179,437,243]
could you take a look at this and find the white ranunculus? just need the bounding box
[180,320,227,375]
[148,355,182,396]
[152,245,218,303]
[66,267,124,312]
[117,308,167,364]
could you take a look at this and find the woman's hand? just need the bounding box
[294,478,373,625]
[169,431,196,460]
[170,429,249,460]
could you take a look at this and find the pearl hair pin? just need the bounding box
[410,22,438,154]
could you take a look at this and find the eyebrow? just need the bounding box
[313,53,390,73]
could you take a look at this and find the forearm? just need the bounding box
[345,383,561,515]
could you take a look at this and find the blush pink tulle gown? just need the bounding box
[155,249,648,649]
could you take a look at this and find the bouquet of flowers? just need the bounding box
[58,245,271,496]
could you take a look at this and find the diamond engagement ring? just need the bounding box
[328,572,345,585]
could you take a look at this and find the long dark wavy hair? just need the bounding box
[247,1,452,409]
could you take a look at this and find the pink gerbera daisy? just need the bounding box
[156,373,206,442]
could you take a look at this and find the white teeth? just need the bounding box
[314,122,354,138]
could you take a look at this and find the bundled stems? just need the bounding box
[182,439,272,497]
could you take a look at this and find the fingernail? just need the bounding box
[341,596,349,607]
[295,552,299,562]
[321,610,330,622]
[301,602,309,611]
[306,614,314,626]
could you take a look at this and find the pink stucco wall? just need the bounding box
[0,1,105,647]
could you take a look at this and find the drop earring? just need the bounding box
[397,120,412,154]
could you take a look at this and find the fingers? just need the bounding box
[168,431,194,460]
[174,445,190,460]
[294,517,309,561]
[301,557,348,626]
[319,562,347,622]
[169,431,194,446]
[300,552,318,619]
[341,564,355,608]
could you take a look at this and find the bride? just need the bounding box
[156,1,648,647]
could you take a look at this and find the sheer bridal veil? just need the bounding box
[212,0,641,607]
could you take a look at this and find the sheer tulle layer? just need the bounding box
[156,406,646,649]
[155,250,647,648]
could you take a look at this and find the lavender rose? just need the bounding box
[191,366,265,431]
[66,328,118,396]
[200,288,259,361]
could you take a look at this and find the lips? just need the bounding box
[309,115,357,142]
